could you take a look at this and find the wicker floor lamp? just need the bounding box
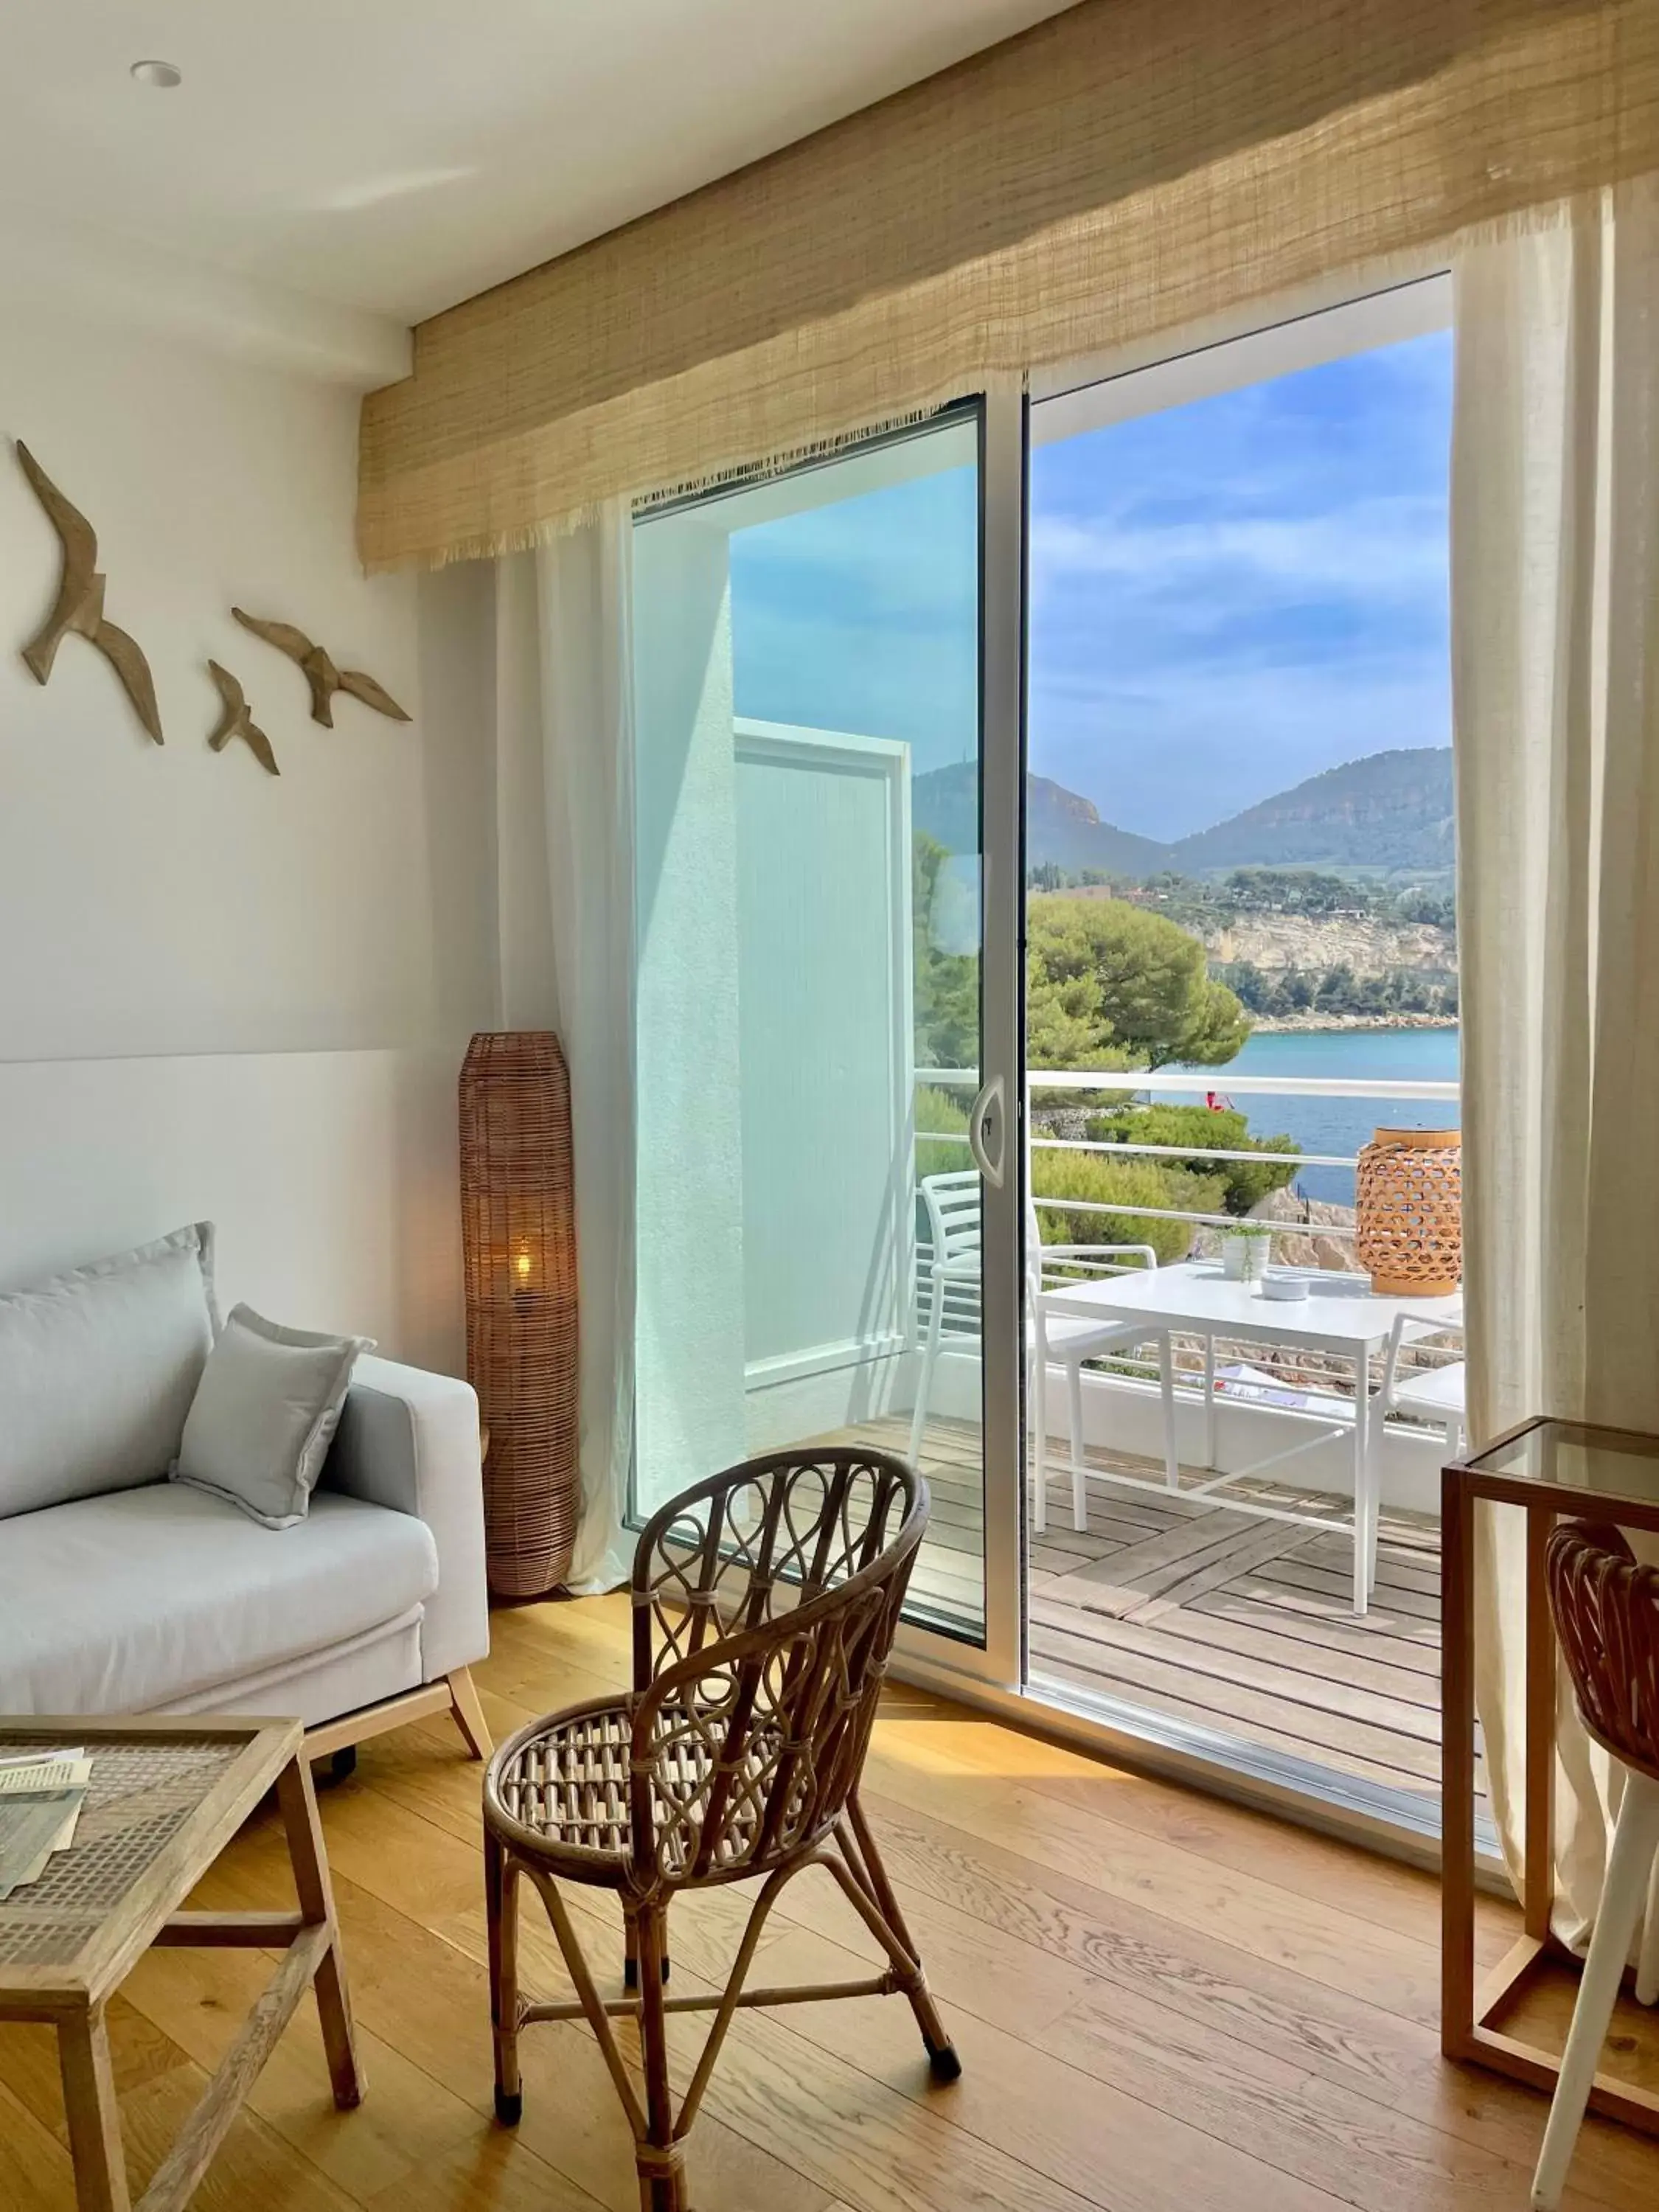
[459,1032,580,1598]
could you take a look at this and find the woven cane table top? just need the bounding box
[0,1717,297,2005]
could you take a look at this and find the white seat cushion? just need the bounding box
[1039,1311,1150,1356]
[1394,1360,1467,1418]
[0,1483,437,1715]
[937,1313,1155,1360]
[938,1313,1152,1361]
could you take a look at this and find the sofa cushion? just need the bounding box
[173,1304,374,1528]
[0,1481,437,1716]
[0,1223,218,1520]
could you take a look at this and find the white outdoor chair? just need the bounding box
[1380,1309,1467,1453]
[908,1168,1178,1533]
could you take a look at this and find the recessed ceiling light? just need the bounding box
[130,59,182,89]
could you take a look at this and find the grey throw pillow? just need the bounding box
[171,1304,374,1528]
[0,1222,219,1517]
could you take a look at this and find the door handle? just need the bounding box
[967,1074,1006,1190]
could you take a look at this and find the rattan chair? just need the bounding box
[1532,1521,1659,2210]
[482,1447,959,2212]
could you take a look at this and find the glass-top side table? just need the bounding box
[1442,1414,1659,2135]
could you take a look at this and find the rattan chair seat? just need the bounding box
[487,1698,789,1885]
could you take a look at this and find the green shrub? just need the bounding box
[1083,1104,1297,1217]
[1030,1149,1225,1266]
[914,1090,1278,1262]
[914,1082,973,1183]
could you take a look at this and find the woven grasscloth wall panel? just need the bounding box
[359,0,1659,568]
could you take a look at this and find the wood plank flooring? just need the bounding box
[3,1598,1657,2211]
[856,1413,1453,1801]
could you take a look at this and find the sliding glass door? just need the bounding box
[629,400,1024,1677]
[623,295,1466,1849]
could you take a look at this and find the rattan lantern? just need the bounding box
[1354,1127,1462,1297]
[459,1032,580,1598]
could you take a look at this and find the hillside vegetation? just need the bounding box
[910,745,1459,1262]
[916,745,1454,885]
[1167,748,1453,874]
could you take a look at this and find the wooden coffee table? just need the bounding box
[0,1716,362,2211]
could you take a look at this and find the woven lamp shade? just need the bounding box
[459,1032,580,1599]
[1354,1127,1462,1298]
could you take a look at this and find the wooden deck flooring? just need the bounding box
[3,1596,1653,2212]
[846,1414,1448,1804]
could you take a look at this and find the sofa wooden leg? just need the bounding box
[448,1666,493,1759]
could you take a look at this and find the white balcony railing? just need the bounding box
[917,1063,1458,1236]
[912,1061,1464,1458]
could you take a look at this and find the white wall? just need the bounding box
[735,721,914,1391]
[0,306,497,1368]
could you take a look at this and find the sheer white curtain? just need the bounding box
[493,510,636,1594]
[1453,180,1659,1941]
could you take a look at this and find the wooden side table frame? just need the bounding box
[0,1716,361,2212]
[1441,1416,1659,2136]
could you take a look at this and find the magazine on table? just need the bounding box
[0,1747,91,1899]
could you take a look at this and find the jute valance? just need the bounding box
[359,0,1659,570]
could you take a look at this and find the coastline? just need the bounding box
[1245,1012,1458,1034]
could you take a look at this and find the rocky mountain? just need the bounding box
[913,762,1166,877]
[1206,911,1455,978]
[1166,748,1453,874]
[915,747,1454,879]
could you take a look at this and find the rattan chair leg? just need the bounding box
[843,1797,914,1940]
[839,1798,960,2081]
[485,1833,522,2125]
[833,1810,905,1947]
[624,1907,671,1990]
[674,1863,799,2139]
[525,1868,646,2138]
[632,1905,689,2212]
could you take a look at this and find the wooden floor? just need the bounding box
[870,1413,1450,1803]
[4,1599,1658,2212]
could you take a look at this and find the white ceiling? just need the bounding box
[1,2,1074,327]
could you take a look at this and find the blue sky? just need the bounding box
[728,427,981,771]
[727,328,1453,844]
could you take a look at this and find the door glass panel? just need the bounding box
[1024,282,1460,1815]
[630,408,987,1639]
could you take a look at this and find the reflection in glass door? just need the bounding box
[629,405,1018,1658]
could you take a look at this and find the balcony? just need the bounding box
[889,1062,1464,1812]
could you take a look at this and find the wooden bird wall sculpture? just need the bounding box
[232,608,410,728]
[206,662,279,776]
[15,441,164,745]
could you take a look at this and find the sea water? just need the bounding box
[1169,1027,1461,1206]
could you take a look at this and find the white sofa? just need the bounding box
[0,1225,492,1766]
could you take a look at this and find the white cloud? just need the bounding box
[1029,495,1448,605]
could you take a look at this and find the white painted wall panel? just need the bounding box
[734,722,912,1378]
[0,309,497,1366]
[0,1048,465,1371]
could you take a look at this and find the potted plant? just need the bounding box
[1220,1222,1273,1283]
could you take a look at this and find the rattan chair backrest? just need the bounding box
[1546,1520,1659,1786]
[627,1450,926,1888]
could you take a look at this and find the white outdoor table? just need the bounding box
[1039,1259,1462,1613]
